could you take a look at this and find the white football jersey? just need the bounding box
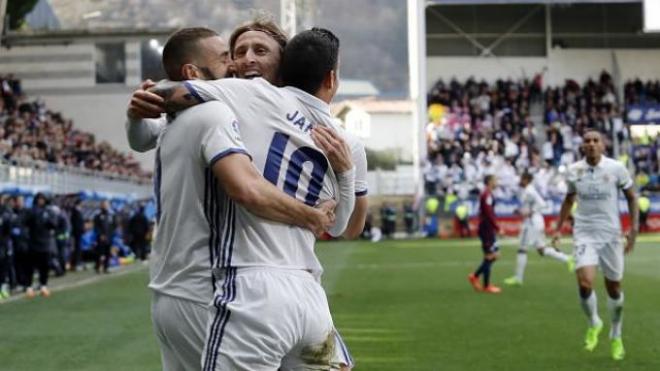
[149,101,246,305]
[186,78,368,197]
[521,183,546,228]
[186,78,356,277]
[566,156,633,243]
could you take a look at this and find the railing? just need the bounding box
[0,158,152,198]
[367,165,417,196]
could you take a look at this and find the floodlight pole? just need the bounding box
[281,0,296,37]
[0,0,8,44]
[408,0,427,197]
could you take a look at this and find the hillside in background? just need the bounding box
[30,0,409,97]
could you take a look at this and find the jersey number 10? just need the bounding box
[264,132,329,206]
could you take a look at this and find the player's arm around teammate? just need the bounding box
[311,125,368,239]
[211,148,337,236]
[126,79,166,152]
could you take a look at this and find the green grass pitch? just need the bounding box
[1,235,659,371]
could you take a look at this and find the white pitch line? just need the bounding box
[0,264,148,305]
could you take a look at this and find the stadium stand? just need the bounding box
[0,75,155,299]
[423,72,659,238]
[0,75,150,180]
[425,77,541,198]
[424,71,658,199]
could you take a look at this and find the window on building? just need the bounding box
[95,43,126,83]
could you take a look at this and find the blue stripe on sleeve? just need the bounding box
[209,148,252,167]
[183,81,205,103]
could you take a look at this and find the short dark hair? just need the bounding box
[484,175,495,186]
[521,172,534,182]
[162,27,219,81]
[583,128,602,139]
[229,16,288,59]
[281,27,340,95]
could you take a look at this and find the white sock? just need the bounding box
[542,247,569,263]
[515,252,527,282]
[580,291,602,327]
[607,293,624,339]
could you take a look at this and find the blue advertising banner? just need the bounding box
[626,105,660,125]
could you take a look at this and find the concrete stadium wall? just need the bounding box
[0,42,141,90]
[427,48,660,87]
[362,112,415,163]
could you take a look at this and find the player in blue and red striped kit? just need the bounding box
[468,175,502,294]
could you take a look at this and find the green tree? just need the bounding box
[7,0,39,30]
[366,148,398,171]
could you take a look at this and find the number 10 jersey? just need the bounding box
[185,78,344,278]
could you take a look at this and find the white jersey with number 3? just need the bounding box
[185,78,347,277]
[566,156,633,243]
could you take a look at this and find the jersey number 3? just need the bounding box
[264,132,329,206]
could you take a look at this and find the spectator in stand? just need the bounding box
[93,200,115,274]
[128,205,150,261]
[24,193,57,298]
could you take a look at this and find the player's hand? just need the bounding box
[311,126,353,173]
[127,79,165,120]
[310,200,336,237]
[624,232,636,255]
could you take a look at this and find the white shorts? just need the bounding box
[332,330,354,369]
[574,239,624,281]
[520,223,545,250]
[151,292,210,371]
[202,267,337,371]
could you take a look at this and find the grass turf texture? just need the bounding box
[1,235,659,371]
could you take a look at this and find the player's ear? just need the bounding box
[181,64,200,80]
[324,70,336,91]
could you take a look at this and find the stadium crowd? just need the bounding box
[624,78,660,105]
[424,71,659,200]
[0,193,153,300]
[0,74,150,179]
[425,76,548,198]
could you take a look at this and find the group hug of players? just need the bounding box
[123,13,638,370]
[126,18,368,371]
[469,130,638,361]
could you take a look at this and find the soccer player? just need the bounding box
[552,130,638,361]
[504,172,574,286]
[468,175,502,294]
[152,28,358,371]
[130,28,340,371]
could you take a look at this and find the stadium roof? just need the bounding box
[428,0,640,4]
